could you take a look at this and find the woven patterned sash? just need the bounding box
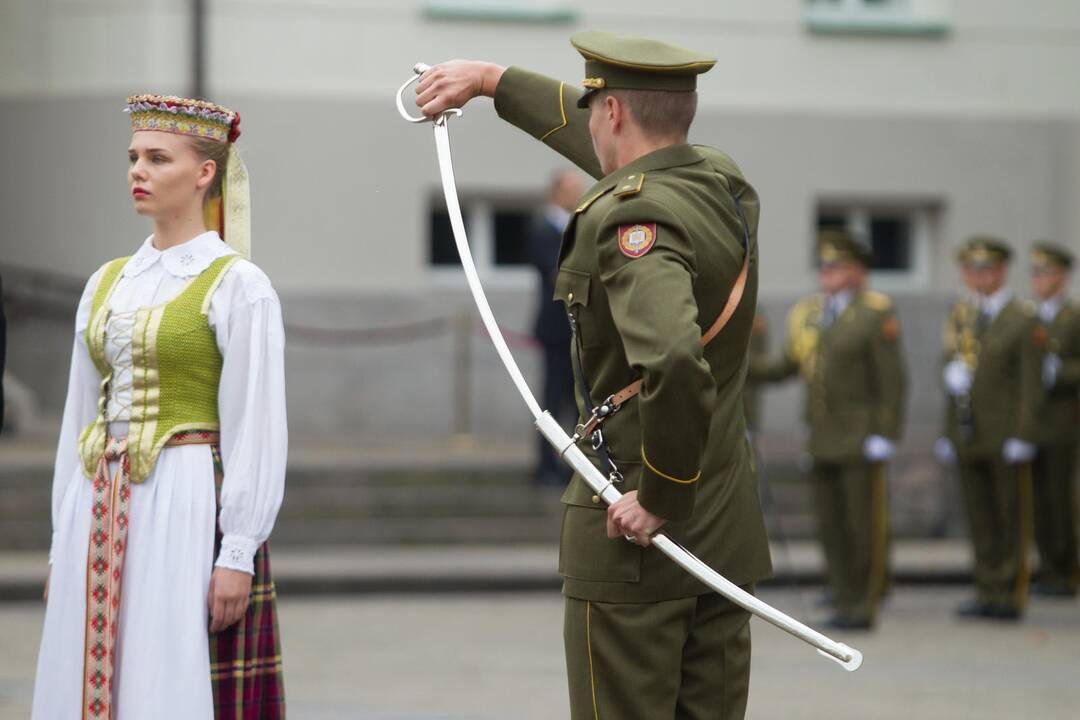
[81,430,219,720]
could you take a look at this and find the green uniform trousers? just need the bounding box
[564,590,752,720]
[810,460,890,623]
[1033,444,1080,592]
[957,456,1033,611]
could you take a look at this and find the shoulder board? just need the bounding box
[575,187,612,213]
[789,295,823,323]
[861,290,893,312]
[612,172,645,199]
[1019,299,1037,316]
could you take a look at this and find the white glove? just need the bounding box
[1043,353,1062,388]
[863,435,896,462]
[1002,438,1036,464]
[934,437,957,466]
[943,360,973,397]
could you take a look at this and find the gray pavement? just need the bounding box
[2,586,1077,719]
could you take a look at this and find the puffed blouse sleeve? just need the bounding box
[208,260,287,575]
[50,265,107,564]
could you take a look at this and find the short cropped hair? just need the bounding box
[599,89,698,139]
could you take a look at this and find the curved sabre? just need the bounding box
[397,63,862,672]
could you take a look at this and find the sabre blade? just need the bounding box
[432,119,543,420]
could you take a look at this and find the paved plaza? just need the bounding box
[2,585,1077,719]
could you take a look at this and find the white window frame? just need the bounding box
[804,0,951,36]
[817,201,937,293]
[430,197,539,291]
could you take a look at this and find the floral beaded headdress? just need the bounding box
[125,94,251,259]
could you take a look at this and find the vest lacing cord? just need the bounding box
[103,311,137,422]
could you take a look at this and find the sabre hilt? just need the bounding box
[395,62,463,125]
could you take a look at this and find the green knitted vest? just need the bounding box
[78,254,240,483]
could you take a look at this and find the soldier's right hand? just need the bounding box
[415,61,507,117]
[943,360,973,396]
[1042,353,1061,388]
[934,437,957,466]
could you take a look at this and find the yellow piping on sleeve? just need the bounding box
[539,82,568,142]
[642,446,700,484]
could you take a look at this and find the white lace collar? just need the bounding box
[124,231,237,279]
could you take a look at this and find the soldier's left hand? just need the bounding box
[607,491,667,547]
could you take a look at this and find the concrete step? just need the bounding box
[0,436,950,549]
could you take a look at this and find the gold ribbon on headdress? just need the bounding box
[202,145,251,259]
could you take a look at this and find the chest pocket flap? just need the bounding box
[554,268,591,308]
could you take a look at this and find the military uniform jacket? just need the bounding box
[749,291,906,462]
[1036,301,1080,447]
[494,67,772,602]
[942,298,1042,456]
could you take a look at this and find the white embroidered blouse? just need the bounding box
[51,231,287,574]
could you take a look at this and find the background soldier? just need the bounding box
[1029,242,1080,597]
[749,228,906,630]
[938,237,1043,620]
[416,30,772,720]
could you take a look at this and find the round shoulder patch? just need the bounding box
[1032,325,1049,349]
[881,316,901,341]
[618,223,657,258]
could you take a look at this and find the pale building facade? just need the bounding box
[3,0,1079,443]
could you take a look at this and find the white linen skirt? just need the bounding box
[33,442,219,719]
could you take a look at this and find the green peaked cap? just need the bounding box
[818,227,872,267]
[958,235,1013,267]
[570,31,717,109]
[1031,241,1074,270]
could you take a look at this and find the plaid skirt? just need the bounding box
[209,445,286,719]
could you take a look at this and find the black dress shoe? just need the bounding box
[824,614,873,631]
[955,599,990,618]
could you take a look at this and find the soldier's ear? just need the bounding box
[606,94,624,132]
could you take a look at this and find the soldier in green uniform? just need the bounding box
[416,31,772,719]
[937,237,1043,619]
[749,229,906,629]
[1029,242,1080,597]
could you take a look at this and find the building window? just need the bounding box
[429,195,539,278]
[423,1,577,24]
[816,202,938,291]
[804,0,951,37]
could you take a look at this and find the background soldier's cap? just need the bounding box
[817,227,872,267]
[1030,241,1074,270]
[570,31,717,109]
[957,235,1012,267]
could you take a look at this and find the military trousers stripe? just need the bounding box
[564,590,752,720]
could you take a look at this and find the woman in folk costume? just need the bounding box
[32,95,286,719]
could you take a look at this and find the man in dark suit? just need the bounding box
[529,169,585,485]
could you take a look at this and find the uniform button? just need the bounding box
[591,495,600,504]
[568,292,574,302]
